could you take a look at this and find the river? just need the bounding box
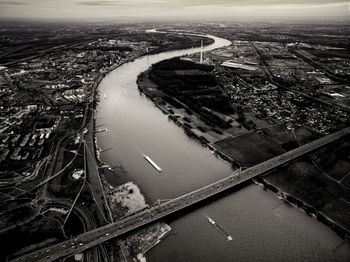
[96,32,350,261]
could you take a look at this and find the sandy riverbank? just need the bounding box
[100,179,173,261]
[105,182,148,219]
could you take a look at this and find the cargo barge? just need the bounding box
[143,153,162,172]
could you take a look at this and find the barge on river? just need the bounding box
[207,216,233,241]
[143,153,162,172]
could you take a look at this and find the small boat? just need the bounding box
[104,93,107,99]
[123,90,128,96]
[208,217,215,225]
[95,128,108,133]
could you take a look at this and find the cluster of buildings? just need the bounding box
[0,30,152,177]
[180,35,348,135]
[210,41,349,134]
[0,24,205,185]
[0,105,57,163]
[218,68,348,135]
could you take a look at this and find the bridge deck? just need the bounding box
[10,127,350,262]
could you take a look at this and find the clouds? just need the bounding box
[78,0,118,6]
[0,1,27,6]
[75,0,349,7]
[1,0,348,8]
[0,0,349,20]
[77,0,186,7]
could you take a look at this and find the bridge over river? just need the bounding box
[10,126,350,262]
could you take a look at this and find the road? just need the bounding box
[251,43,350,113]
[9,126,350,262]
[289,48,349,83]
[85,120,113,224]
[43,199,105,262]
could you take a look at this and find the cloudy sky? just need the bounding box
[0,0,349,20]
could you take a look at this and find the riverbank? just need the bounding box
[137,64,240,169]
[125,223,172,260]
[97,164,174,260]
[90,62,173,261]
[92,69,175,260]
[90,29,218,179]
[254,177,350,240]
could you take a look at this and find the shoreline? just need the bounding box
[91,31,216,169]
[90,58,170,261]
[137,71,239,169]
[254,177,350,240]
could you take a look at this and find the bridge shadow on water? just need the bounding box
[164,179,254,224]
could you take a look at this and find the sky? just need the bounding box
[0,0,349,21]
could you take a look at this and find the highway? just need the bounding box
[43,199,107,262]
[289,48,350,84]
[9,126,350,262]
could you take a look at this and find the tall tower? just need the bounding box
[200,40,203,64]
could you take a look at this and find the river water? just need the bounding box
[96,33,350,261]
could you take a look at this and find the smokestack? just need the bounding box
[200,40,203,64]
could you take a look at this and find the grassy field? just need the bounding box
[264,136,350,232]
[213,124,304,167]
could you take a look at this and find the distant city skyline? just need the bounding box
[0,0,349,21]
